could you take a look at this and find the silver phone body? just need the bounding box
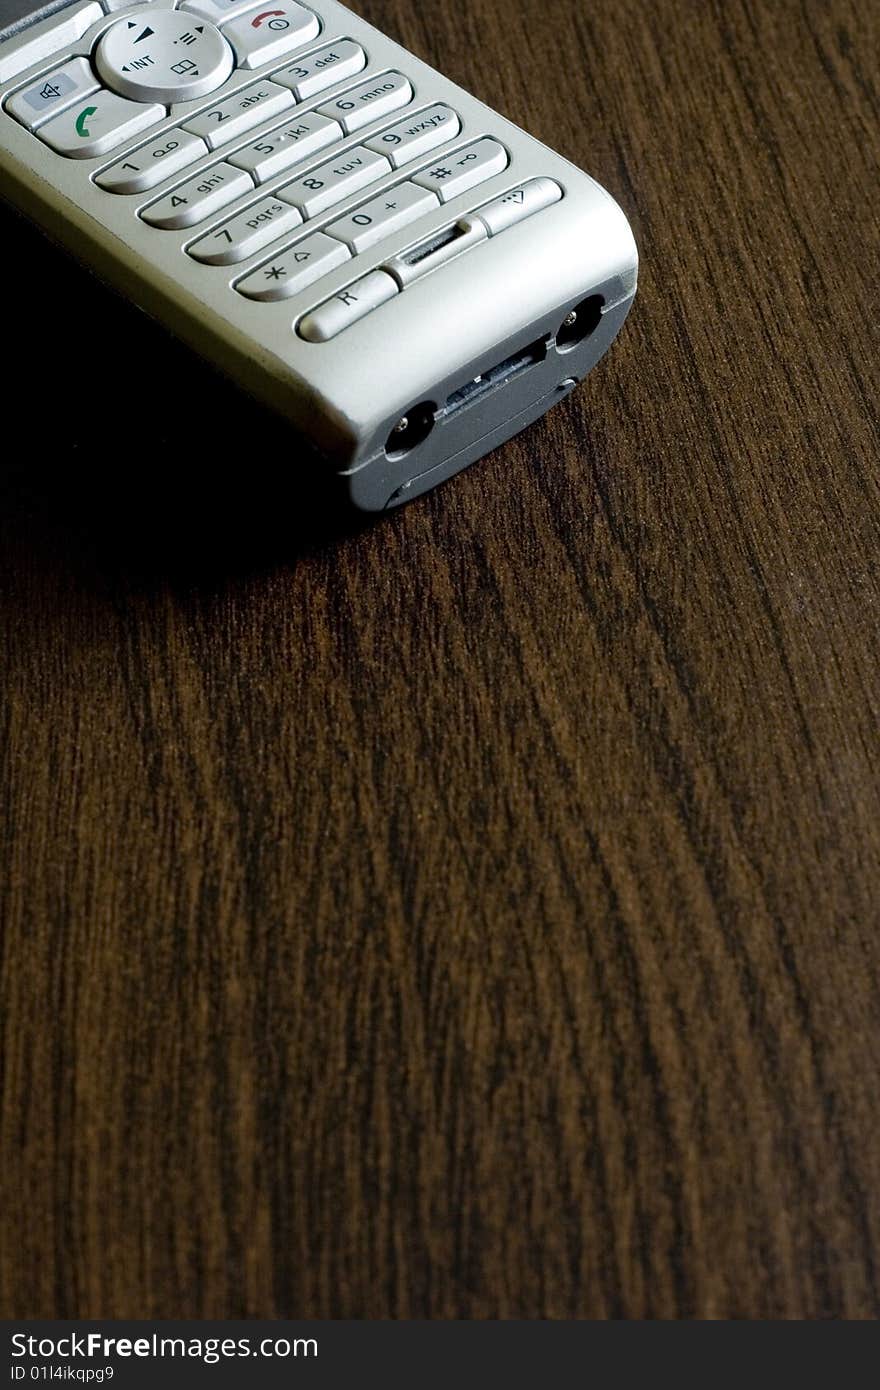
[0,0,638,510]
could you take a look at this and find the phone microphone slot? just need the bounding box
[403,221,470,266]
[383,217,487,287]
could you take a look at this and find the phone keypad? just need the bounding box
[1,1,569,340]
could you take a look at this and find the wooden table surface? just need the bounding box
[2,0,879,1320]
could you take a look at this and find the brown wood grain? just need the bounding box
[2,0,880,1319]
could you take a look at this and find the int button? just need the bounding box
[297,270,398,342]
[95,10,234,105]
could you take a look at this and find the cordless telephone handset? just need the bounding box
[0,0,638,510]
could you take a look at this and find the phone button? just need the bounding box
[277,145,391,220]
[235,231,350,302]
[316,71,413,135]
[95,11,234,105]
[95,129,209,194]
[324,182,439,255]
[364,104,461,169]
[5,57,98,132]
[412,138,509,203]
[37,90,163,159]
[222,2,320,71]
[188,194,302,264]
[297,269,398,342]
[474,178,563,235]
[0,2,102,86]
[141,161,254,229]
[271,39,366,101]
[227,110,341,184]
[181,80,293,150]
